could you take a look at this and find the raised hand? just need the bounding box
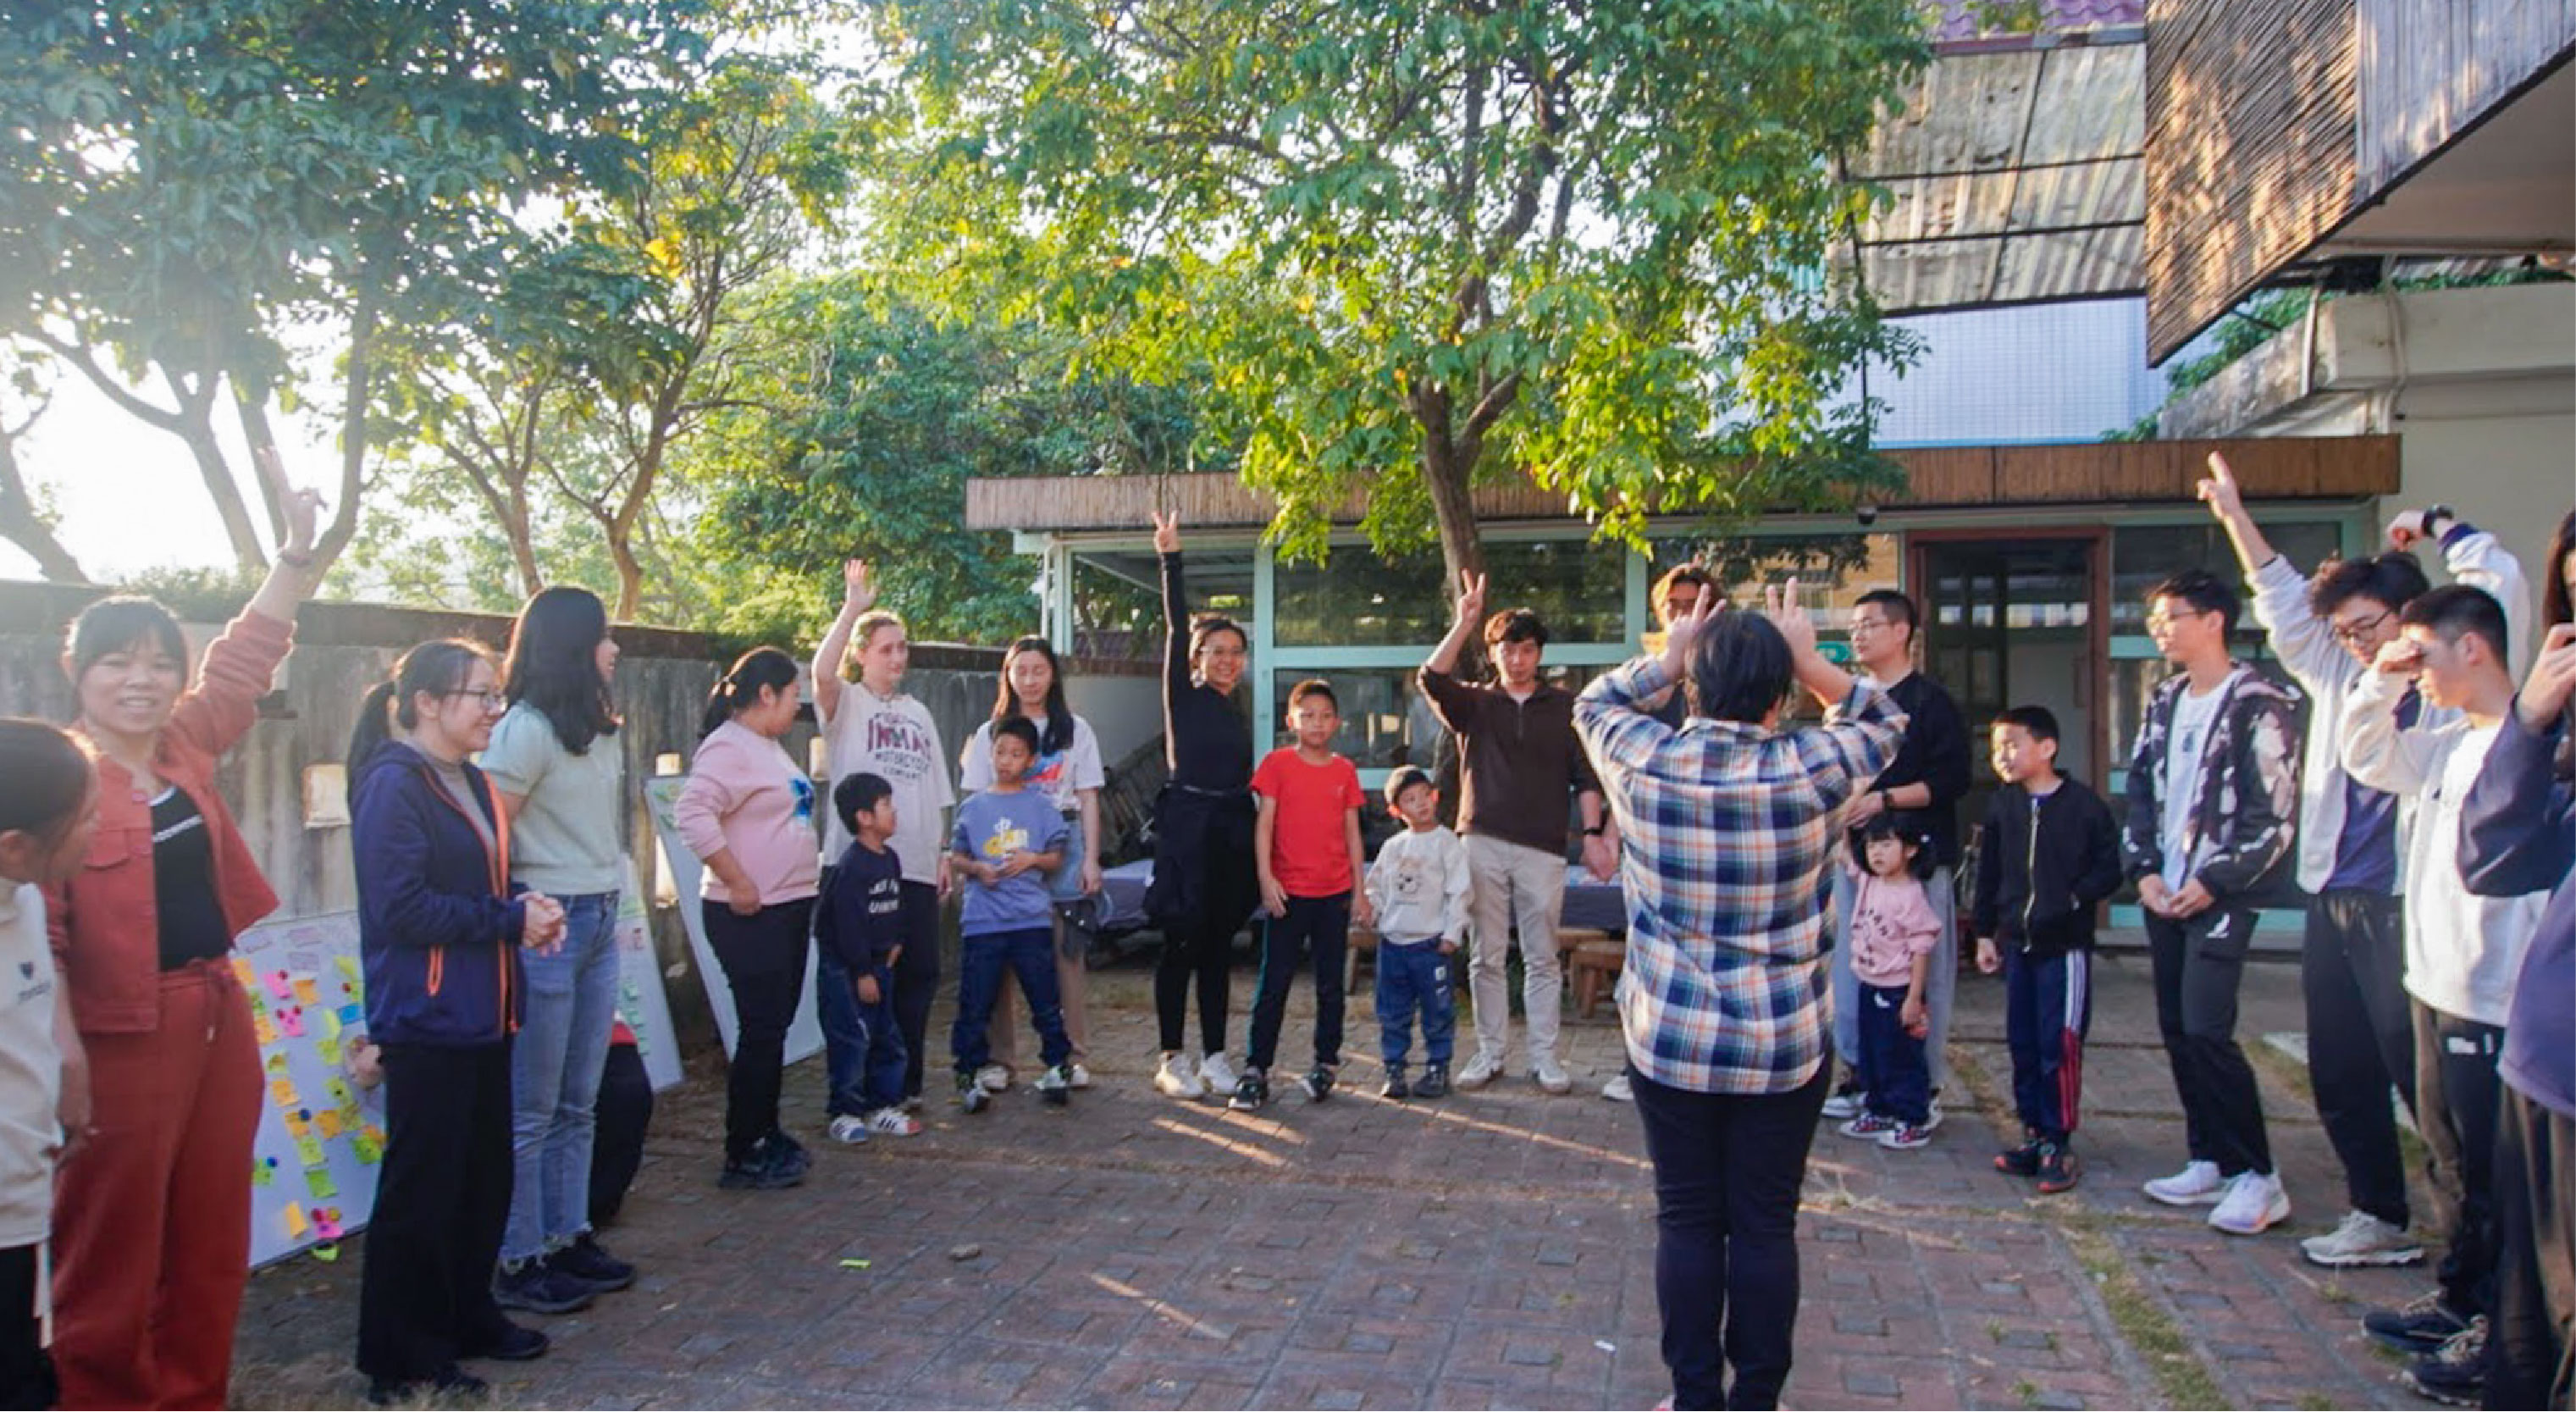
[2371,636,2425,678]
[1451,570,1488,631]
[1152,510,1181,555]
[2385,509,2437,553]
[843,558,876,613]
[2518,622,2576,728]
[2197,451,2245,522]
[1763,579,1819,659]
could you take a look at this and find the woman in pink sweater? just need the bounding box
[674,648,820,1192]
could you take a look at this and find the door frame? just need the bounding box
[1905,525,2113,788]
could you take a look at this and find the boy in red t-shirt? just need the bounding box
[1235,679,1374,1110]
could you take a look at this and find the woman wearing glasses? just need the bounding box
[348,640,568,1404]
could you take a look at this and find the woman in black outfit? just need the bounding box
[1143,512,1258,1102]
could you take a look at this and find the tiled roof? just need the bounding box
[1926,0,2146,45]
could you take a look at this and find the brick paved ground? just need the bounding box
[233,942,2446,1409]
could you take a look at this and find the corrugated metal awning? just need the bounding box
[1833,5,2146,314]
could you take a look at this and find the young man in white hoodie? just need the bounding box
[2341,579,2546,1407]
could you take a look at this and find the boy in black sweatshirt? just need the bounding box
[1974,706,2123,1193]
[815,772,923,1140]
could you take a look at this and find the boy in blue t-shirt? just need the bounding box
[815,772,923,1141]
[948,717,1075,1112]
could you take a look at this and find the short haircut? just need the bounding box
[992,715,1042,753]
[1653,563,1721,604]
[1484,608,1548,649]
[2308,552,2430,620]
[1854,589,1918,635]
[1287,678,1338,712]
[2148,568,2241,636]
[833,771,893,831]
[1385,765,1434,806]
[1684,611,1793,724]
[1993,704,2060,745]
[2402,584,2512,662]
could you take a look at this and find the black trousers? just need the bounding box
[2487,1085,2575,1410]
[2303,889,2416,1227]
[0,1244,53,1411]
[703,899,813,1162]
[1630,1062,1832,1411]
[891,882,941,1101]
[2146,908,2273,1176]
[1156,856,1257,1058]
[2415,1000,2505,1319]
[357,1040,514,1383]
[588,1039,654,1229]
[1246,893,1349,1072]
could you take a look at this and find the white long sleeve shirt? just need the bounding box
[1365,824,1470,946]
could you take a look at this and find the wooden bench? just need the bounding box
[1561,927,1624,1019]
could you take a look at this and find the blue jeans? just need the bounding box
[501,890,620,1265]
[1375,939,1456,1070]
[816,949,908,1116]
[951,928,1070,1075]
[1830,864,1957,1093]
[1855,981,1930,1126]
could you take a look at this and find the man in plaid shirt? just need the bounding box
[1575,581,1906,1412]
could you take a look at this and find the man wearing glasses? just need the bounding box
[2199,453,2529,1270]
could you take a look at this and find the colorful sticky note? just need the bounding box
[351,1132,383,1165]
[265,1052,291,1076]
[282,1202,308,1238]
[303,1166,337,1199]
[268,1078,298,1109]
[315,1110,342,1139]
[264,971,294,1001]
[276,1007,306,1038]
[294,1135,325,1167]
[292,976,320,1006]
[316,1037,341,1066]
[311,1242,338,1263]
[252,1016,279,1048]
[250,1156,277,1188]
[318,1008,341,1039]
[324,1078,354,1107]
[337,1003,364,1027]
[314,1207,345,1240]
[282,1110,310,1139]
[229,956,257,988]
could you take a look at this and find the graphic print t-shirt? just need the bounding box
[822,686,954,886]
[950,789,1069,936]
[2159,681,2229,890]
[960,713,1106,817]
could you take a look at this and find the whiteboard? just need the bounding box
[641,775,826,1067]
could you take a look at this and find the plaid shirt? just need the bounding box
[1575,658,1906,1095]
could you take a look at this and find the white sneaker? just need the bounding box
[2301,1210,2424,1268]
[1454,1052,1502,1090]
[975,1063,1012,1094]
[1198,1051,1240,1096]
[1601,1073,1633,1103]
[1068,1062,1093,1090]
[1154,1052,1206,1100]
[2208,1171,2291,1236]
[1531,1056,1573,1094]
[2142,1160,2228,1206]
[1820,1086,1866,1121]
[827,1114,871,1145]
[1921,1097,1944,1132]
[864,1106,923,1138]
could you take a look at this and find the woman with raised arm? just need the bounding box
[1142,512,1258,1102]
[41,476,323,1410]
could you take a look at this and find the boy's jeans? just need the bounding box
[1375,937,1457,1071]
[1247,892,1349,1072]
[951,927,1071,1075]
[816,948,909,1116]
[503,890,621,1265]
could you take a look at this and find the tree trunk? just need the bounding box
[317,284,380,575]
[1413,395,1486,587]
[180,414,268,575]
[0,433,88,582]
[234,391,288,545]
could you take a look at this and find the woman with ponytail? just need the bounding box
[348,640,568,1404]
[672,648,819,1191]
[41,479,321,1409]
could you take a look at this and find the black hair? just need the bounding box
[0,717,94,842]
[992,714,1041,755]
[995,637,1074,756]
[2308,553,2430,621]
[1684,611,1794,724]
[64,595,191,691]
[1652,563,1721,614]
[832,771,893,833]
[1484,608,1549,649]
[503,585,620,756]
[1385,764,1434,806]
[1854,588,1918,637]
[349,640,495,772]
[1287,678,1338,712]
[1189,613,1247,667]
[2402,584,2512,663]
[1855,815,1937,881]
[2546,507,2575,632]
[2148,568,2241,636]
[699,647,799,739]
[1992,704,2060,745]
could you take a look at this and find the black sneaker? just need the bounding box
[2364,1292,2471,1355]
[1380,1069,1411,1100]
[1995,1134,2046,1178]
[492,1257,595,1315]
[1300,1066,1335,1102]
[1228,1068,1269,1111]
[958,1071,992,1115]
[368,1365,489,1405]
[2401,1315,2488,1407]
[767,1128,811,1177]
[1414,1064,1449,1099]
[2036,1143,2083,1195]
[717,1142,802,1191]
[551,1234,635,1292]
[461,1320,550,1362]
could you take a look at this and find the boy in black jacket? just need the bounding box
[1975,706,2122,1193]
[815,772,922,1141]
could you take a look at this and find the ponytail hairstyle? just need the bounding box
[348,640,495,773]
[503,585,620,755]
[993,636,1074,756]
[0,717,95,845]
[699,647,800,739]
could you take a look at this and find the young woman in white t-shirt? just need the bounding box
[966,638,1106,1088]
[0,718,97,1408]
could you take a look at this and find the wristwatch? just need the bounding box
[2423,503,2456,534]
[1583,824,1606,838]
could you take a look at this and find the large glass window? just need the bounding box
[2108,522,2341,634]
[1267,662,1617,768]
[1273,538,1627,646]
[1647,532,1902,645]
[1070,545,1257,662]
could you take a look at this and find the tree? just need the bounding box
[865,0,1928,580]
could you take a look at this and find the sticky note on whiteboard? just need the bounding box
[292,976,321,1006]
[283,1202,308,1239]
[304,1166,337,1200]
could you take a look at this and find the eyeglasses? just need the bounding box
[2330,608,2392,647]
[1847,617,1893,635]
[445,689,509,710]
[2144,607,2213,634]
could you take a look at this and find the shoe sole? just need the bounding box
[2208,1205,2291,1236]
[465,1337,551,1362]
[491,1292,590,1315]
[2301,1245,2426,1269]
[2142,1187,2227,1207]
[561,1271,637,1293]
[2037,1178,2081,1195]
[2400,1374,2482,1409]
[2365,1327,2461,1357]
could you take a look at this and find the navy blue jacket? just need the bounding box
[2461,705,2573,1120]
[351,739,525,1046]
[1973,777,2125,957]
